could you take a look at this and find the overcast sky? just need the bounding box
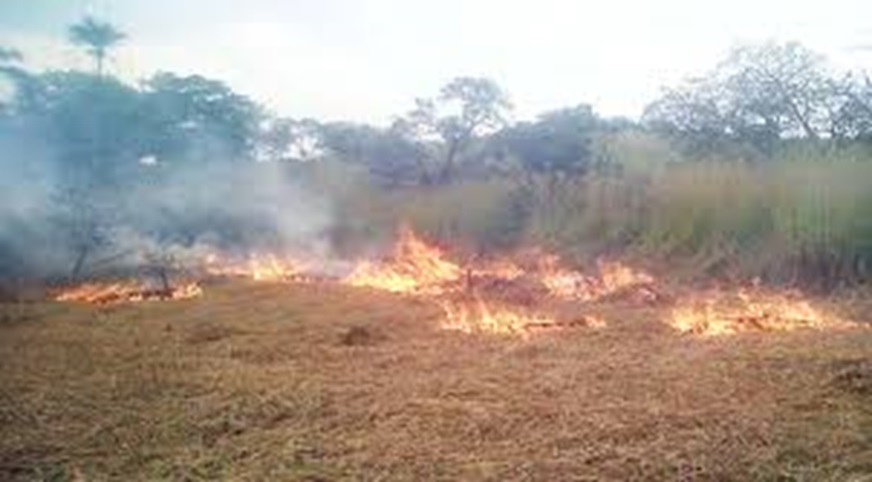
[1,0,870,124]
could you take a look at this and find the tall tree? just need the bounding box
[721,42,830,140]
[259,117,324,162]
[829,73,872,141]
[402,77,511,184]
[321,121,427,186]
[142,73,263,164]
[67,16,126,76]
[643,42,833,155]
[500,104,599,192]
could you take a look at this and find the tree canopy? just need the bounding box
[643,41,871,156]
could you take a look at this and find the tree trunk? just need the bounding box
[96,52,104,77]
[157,265,172,295]
[70,246,89,282]
[437,140,460,185]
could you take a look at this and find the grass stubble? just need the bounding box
[1,281,870,481]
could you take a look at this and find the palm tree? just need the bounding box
[67,16,126,76]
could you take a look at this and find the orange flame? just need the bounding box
[471,259,525,280]
[343,228,621,334]
[345,228,462,294]
[540,257,655,301]
[439,297,608,335]
[205,253,303,282]
[667,288,852,336]
[56,281,202,305]
[438,297,554,335]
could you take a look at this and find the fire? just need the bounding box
[345,228,462,294]
[438,297,555,335]
[343,228,620,334]
[56,280,202,305]
[53,227,853,339]
[439,297,608,335]
[667,288,852,336]
[204,253,303,282]
[471,259,525,280]
[540,258,655,302]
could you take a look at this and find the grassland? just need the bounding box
[1,281,871,481]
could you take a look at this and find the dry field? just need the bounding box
[1,280,871,481]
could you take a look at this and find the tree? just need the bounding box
[35,72,146,184]
[321,121,427,186]
[259,117,324,163]
[0,47,22,64]
[829,73,872,142]
[67,16,126,76]
[0,46,25,115]
[643,42,834,155]
[142,73,263,164]
[53,186,113,281]
[500,104,599,192]
[29,72,145,279]
[402,77,511,184]
[722,42,830,140]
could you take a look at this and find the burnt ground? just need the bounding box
[1,281,871,480]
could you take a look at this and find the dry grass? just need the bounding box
[1,281,871,481]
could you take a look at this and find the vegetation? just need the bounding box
[2,15,872,482]
[1,17,871,289]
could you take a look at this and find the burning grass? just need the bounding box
[52,228,860,340]
[437,296,557,335]
[54,280,203,305]
[343,228,462,292]
[339,229,656,335]
[203,252,307,282]
[668,287,858,336]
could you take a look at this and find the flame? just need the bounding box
[438,297,554,335]
[205,253,302,282]
[471,259,525,280]
[540,257,655,301]
[342,228,621,334]
[439,297,608,335]
[56,281,202,305]
[667,288,852,336]
[345,228,462,294]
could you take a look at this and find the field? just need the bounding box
[2,280,871,481]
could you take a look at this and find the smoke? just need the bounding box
[128,158,332,250]
[0,122,70,279]
[0,129,335,281]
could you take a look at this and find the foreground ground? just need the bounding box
[1,281,871,481]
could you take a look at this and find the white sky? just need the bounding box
[1,0,871,124]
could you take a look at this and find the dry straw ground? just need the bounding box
[1,281,871,480]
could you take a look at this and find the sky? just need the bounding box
[1,0,871,124]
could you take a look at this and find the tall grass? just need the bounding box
[334,136,872,287]
[536,149,872,285]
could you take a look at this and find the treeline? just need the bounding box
[1,17,871,288]
[643,42,872,156]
